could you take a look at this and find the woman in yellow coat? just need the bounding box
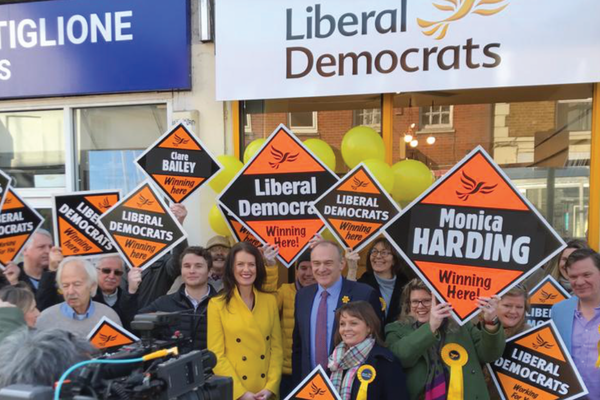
[208,242,283,400]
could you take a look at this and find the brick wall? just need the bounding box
[506,101,556,138]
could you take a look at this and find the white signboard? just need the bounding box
[215,0,600,100]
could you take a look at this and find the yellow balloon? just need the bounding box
[243,138,266,164]
[391,160,435,204]
[363,159,394,193]
[304,138,336,171]
[321,228,337,243]
[208,204,231,236]
[341,126,385,168]
[210,155,244,193]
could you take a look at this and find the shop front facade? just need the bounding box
[0,0,599,254]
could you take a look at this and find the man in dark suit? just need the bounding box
[291,240,383,382]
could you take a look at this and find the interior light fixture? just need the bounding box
[426,136,436,145]
[410,139,418,148]
[404,134,413,143]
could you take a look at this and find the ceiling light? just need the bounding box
[404,134,413,143]
[410,139,418,148]
[426,136,436,145]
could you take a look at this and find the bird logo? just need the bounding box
[98,333,117,347]
[538,289,558,304]
[351,177,369,190]
[97,197,112,211]
[268,146,299,169]
[136,194,154,208]
[173,134,189,147]
[3,197,11,205]
[418,0,510,40]
[455,170,497,201]
[308,382,327,398]
[532,334,553,350]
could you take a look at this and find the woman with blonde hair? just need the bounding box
[386,279,505,400]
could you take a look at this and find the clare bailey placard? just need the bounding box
[313,163,400,251]
[136,123,222,204]
[218,124,339,267]
[487,321,588,400]
[99,181,186,270]
[219,204,261,248]
[0,188,44,269]
[53,191,120,257]
[385,146,566,325]
[526,276,571,327]
[0,169,10,211]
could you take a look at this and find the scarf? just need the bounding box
[328,337,375,400]
[417,322,447,400]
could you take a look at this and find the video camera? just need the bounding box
[0,312,233,400]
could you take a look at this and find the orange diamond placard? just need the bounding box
[53,191,120,257]
[136,123,221,203]
[218,125,338,267]
[487,321,587,400]
[313,163,400,251]
[88,316,140,350]
[0,188,44,269]
[285,365,341,400]
[219,204,262,248]
[526,276,571,327]
[99,181,186,270]
[385,146,565,325]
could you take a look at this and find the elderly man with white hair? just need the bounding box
[36,257,122,337]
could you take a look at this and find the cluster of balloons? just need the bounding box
[340,126,435,207]
[208,125,436,235]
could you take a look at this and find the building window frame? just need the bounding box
[418,105,454,132]
[0,96,172,209]
[288,111,318,134]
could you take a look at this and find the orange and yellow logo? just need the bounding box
[418,0,510,40]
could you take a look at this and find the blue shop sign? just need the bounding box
[0,0,190,99]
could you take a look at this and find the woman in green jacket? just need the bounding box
[385,279,505,400]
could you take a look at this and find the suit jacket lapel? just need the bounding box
[305,284,318,348]
[330,278,351,350]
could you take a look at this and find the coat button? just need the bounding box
[242,356,247,361]
[471,369,476,374]
[236,338,241,343]
[266,336,270,341]
[242,376,247,380]
[261,355,265,360]
[261,374,266,378]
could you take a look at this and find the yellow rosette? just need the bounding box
[356,364,376,400]
[441,344,468,400]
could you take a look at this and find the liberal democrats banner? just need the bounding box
[0,0,190,99]
[215,0,600,100]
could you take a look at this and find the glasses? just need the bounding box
[410,299,432,307]
[371,249,391,257]
[98,268,124,277]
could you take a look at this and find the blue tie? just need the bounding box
[315,290,329,368]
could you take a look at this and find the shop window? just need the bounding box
[0,110,65,188]
[288,112,317,133]
[353,109,381,131]
[392,85,593,239]
[74,104,167,193]
[419,105,453,131]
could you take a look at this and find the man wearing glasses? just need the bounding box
[94,255,141,329]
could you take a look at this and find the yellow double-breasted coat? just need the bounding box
[208,287,283,399]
